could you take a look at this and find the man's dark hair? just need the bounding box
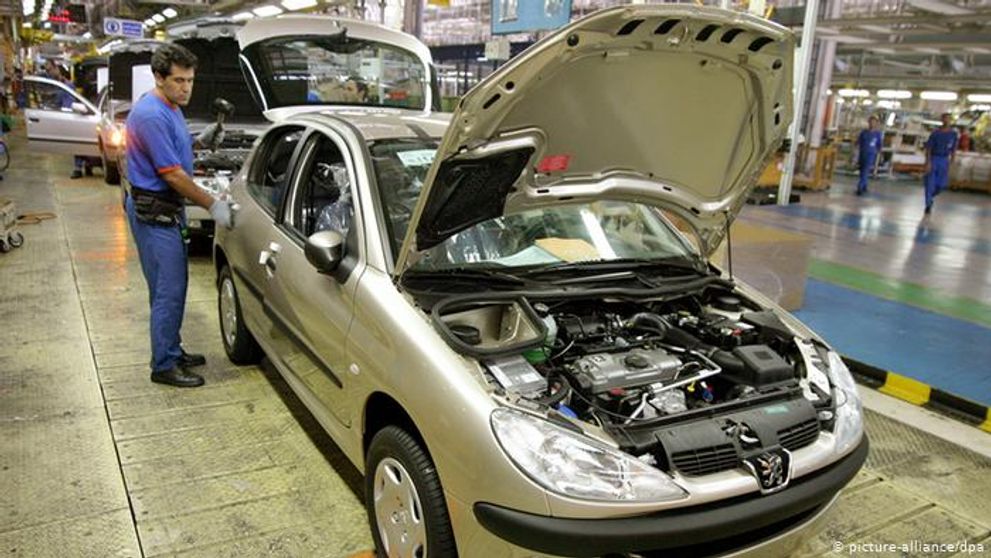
[151,43,198,78]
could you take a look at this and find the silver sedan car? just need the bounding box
[215,6,867,557]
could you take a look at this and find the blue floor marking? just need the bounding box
[793,279,991,406]
[759,204,991,256]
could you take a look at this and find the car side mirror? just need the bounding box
[71,102,89,115]
[305,230,344,274]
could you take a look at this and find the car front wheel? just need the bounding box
[218,265,262,364]
[366,426,457,558]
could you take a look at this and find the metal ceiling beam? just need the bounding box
[804,12,991,28]
[832,72,991,88]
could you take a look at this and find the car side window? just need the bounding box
[26,81,71,111]
[287,133,355,241]
[246,126,305,216]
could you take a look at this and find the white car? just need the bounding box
[24,75,100,159]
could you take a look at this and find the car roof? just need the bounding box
[289,108,451,142]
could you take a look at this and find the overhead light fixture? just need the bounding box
[827,88,833,95]
[871,47,897,54]
[252,5,284,16]
[144,18,155,26]
[22,22,31,28]
[151,14,165,23]
[231,11,254,20]
[967,94,991,103]
[835,98,846,105]
[913,47,941,54]
[964,47,991,54]
[920,91,958,101]
[831,35,875,44]
[970,104,991,111]
[82,31,91,39]
[163,8,178,18]
[857,25,890,34]
[876,100,901,109]
[838,88,870,98]
[281,0,317,10]
[862,99,874,106]
[877,89,912,99]
[43,21,51,28]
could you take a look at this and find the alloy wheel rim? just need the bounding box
[220,278,237,348]
[373,457,427,558]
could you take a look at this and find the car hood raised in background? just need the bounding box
[394,5,794,274]
[235,15,435,120]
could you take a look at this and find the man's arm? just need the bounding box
[161,168,214,209]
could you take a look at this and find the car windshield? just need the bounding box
[242,35,428,110]
[369,139,699,271]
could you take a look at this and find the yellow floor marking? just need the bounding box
[878,372,931,406]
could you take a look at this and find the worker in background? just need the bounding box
[123,43,231,387]
[855,115,883,196]
[58,68,94,179]
[957,126,972,152]
[923,113,958,215]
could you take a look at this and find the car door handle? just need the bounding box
[28,117,40,123]
[259,242,281,276]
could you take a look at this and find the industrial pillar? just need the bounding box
[777,0,821,206]
[806,0,842,171]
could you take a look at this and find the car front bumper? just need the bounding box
[473,436,869,557]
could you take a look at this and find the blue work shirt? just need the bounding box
[857,129,883,155]
[125,91,194,193]
[925,129,958,158]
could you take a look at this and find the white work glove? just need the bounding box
[197,123,226,150]
[210,199,234,229]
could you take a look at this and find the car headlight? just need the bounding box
[827,352,863,456]
[491,408,688,503]
[109,127,124,147]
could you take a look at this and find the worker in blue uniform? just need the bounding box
[923,113,958,215]
[124,44,231,387]
[855,115,883,196]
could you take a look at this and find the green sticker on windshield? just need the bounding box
[763,405,790,415]
[397,149,436,167]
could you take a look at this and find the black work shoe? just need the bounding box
[84,166,94,177]
[179,349,207,368]
[70,170,83,179]
[151,367,205,388]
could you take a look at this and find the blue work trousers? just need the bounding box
[124,194,188,372]
[924,156,950,208]
[857,151,877,194]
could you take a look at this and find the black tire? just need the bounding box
[8,232,23,248]
[0,239,8,253]
[217,265,263,364]
[102,151,121,185]
[366,426,457,558]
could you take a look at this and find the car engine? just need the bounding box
[433,289,838,477]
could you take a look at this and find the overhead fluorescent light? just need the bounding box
[862,99,874,106]
[964,47,991,54]
[831,35,876,44]
[163,8,178,18]
[151,14,165,23]
[876,100,901,109]
[967,94,991,103]
[281,0,317,10]
[920,91,958,101]
[871,47,897,54]
[827,89,833,95]
[82,31,91,39]
[970,104,991,111]
[252,5,284,16]
[877,89,912,99]
[231,11,254,20]
[913,47,941,54]
[43,21,51,28]
[835,98,846,105]
[906,0,972,15]
[815,27,840,35]
[857,25,891,34]
[22,22,31,28]
[838,88,870,98]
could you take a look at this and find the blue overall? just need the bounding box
[924,129,957,210]
[856,129,883,194]
[124,91,195,373]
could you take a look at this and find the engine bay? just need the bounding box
[432,288,839,477]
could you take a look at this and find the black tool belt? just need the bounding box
[131,186,184,226]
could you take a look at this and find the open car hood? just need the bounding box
[395,5,793,274]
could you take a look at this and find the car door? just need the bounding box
[23,77,100,156]
[224,125,307,352]
[262,129,364,428]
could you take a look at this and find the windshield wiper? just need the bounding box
[519,256,710,278]
[403,267,529,287]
